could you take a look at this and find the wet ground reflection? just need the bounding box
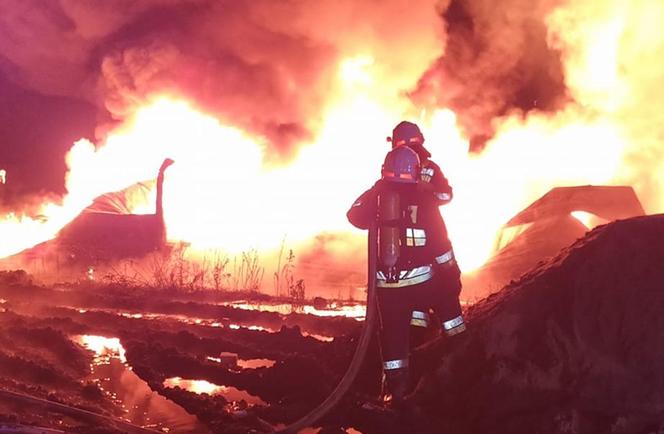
[73,335,206,433]
[206,356,276,369]
[220,300,366,320]
[70,307,336,341]
[163,377,266,406]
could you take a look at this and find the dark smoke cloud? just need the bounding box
[0,72,99,209]
[0,0,440,202]
[411,0,569,151]
[0,0,577,206]
[0,1,339,172]
[95,1,337,155]
[0,0,334,202]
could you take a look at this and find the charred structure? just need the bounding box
[464,185,645,299]
[57,158,174,260]
[8,158,173,270]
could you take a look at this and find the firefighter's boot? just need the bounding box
[384,368,410,409]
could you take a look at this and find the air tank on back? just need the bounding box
[378,146,420,283]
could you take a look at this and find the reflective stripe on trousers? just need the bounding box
[443,315,466,336]
[383,358,409,370]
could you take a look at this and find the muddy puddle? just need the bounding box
[206,356,276,369]
[73,335,206,433]
[219,300,366,320]
[73,307,336,341]
[163,377,266,406]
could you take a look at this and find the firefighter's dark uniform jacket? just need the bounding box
[347,158,464,380]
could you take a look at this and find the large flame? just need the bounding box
[1,0,662,277]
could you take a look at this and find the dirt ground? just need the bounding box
[411,215,664,434]
[0,277,386,433]
[2,214,664,433]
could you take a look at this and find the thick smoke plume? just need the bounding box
[0,0,441,201]
[413,0,664,214]
[4,0,664,204]
[412,0,568,150]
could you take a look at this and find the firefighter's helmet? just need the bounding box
[381,146,420,183]
[389,120,425,148]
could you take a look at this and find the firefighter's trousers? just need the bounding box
[376,262,465,398]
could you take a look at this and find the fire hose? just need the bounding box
[0,388,163,434]
[276,221,379,433]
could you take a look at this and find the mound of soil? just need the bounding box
[416,214,664,434]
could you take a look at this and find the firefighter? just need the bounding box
[393,121,465,331]
[347,126,465,407]
[389,121,462,343]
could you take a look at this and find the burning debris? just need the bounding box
[463,185,646,299]
[56,158,173,261]
[1,158,174,278]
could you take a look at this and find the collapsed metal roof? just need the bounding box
[83,180,156,215]
[505,185,645,227]
[464,185,645,300]
[5,159,173,269]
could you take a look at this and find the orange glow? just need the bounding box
[429,108,626,270]
[74,335,127,363]
[0,169,5,185]
[302,303,366,320]
[164,377,223,395]
[570,211,608,230]
[163,377,266,404]
[224,301,366,320]
[207,356,276,369]
[2,0,663,279]
[340,55,375,86]
[237,358,276,369]
[570,211,595,229]
[0,89,633,271]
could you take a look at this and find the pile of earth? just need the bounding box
[413,214,664,434]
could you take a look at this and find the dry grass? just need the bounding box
[11,241,307,301]
[99,243,264,293]
[230,249,264,291]
[272,242,306,311]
